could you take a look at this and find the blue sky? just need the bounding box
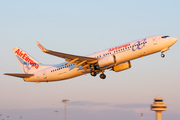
[0,0,180,120]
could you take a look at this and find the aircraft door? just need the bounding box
[43,70,47,79]
[153,37,157,45]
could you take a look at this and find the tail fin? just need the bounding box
[13,47,42,74]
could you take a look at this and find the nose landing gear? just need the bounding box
[161,48,169,58]
[161,53,165,58]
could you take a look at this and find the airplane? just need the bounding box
[4,35,178,83]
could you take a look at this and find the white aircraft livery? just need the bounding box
[4,35,178,83]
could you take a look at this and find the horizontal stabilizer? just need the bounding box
[4,73,34,78]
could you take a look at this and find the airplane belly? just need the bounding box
[58,68,85,80]
[24,74,46,82]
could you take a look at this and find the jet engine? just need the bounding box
[98,55,116,67]
[112,61,131,72]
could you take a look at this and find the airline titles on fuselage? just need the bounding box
[95,39,147,59]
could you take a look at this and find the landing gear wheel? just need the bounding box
[100,74,106,79]
[90,71,97,76]
[161,53,165,58]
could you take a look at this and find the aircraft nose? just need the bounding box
[175,38,178,43]
[170,37,178,44]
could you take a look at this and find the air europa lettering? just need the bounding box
[15,49,39,69]
[108,43,130,52]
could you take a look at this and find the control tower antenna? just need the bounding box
[151,95,167,120]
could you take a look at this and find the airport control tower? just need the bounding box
[151,96,167,120]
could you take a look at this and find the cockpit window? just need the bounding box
[161,35,169,38]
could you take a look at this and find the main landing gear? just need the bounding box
[161,53,165,58]
[90,71,97,76]
[100,73,106,79]
[90,71,106,79]
[90,64,106,79]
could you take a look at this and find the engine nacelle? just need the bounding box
[112,61,131,72]
[98,55,116,67]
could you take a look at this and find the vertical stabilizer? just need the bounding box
[13,47,43,74]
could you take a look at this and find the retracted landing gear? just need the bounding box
[90,71,97,76]
[100,73,106,79]
[161,53,165,58]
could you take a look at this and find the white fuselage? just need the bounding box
[24,35,177,82]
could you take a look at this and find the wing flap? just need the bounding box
[4,73,34,78]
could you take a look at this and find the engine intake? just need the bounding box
[112,61,131,72]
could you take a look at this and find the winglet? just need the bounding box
[35,41,48,52]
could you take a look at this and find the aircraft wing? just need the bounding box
[36,41,98,70]
[4,73,34,78]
